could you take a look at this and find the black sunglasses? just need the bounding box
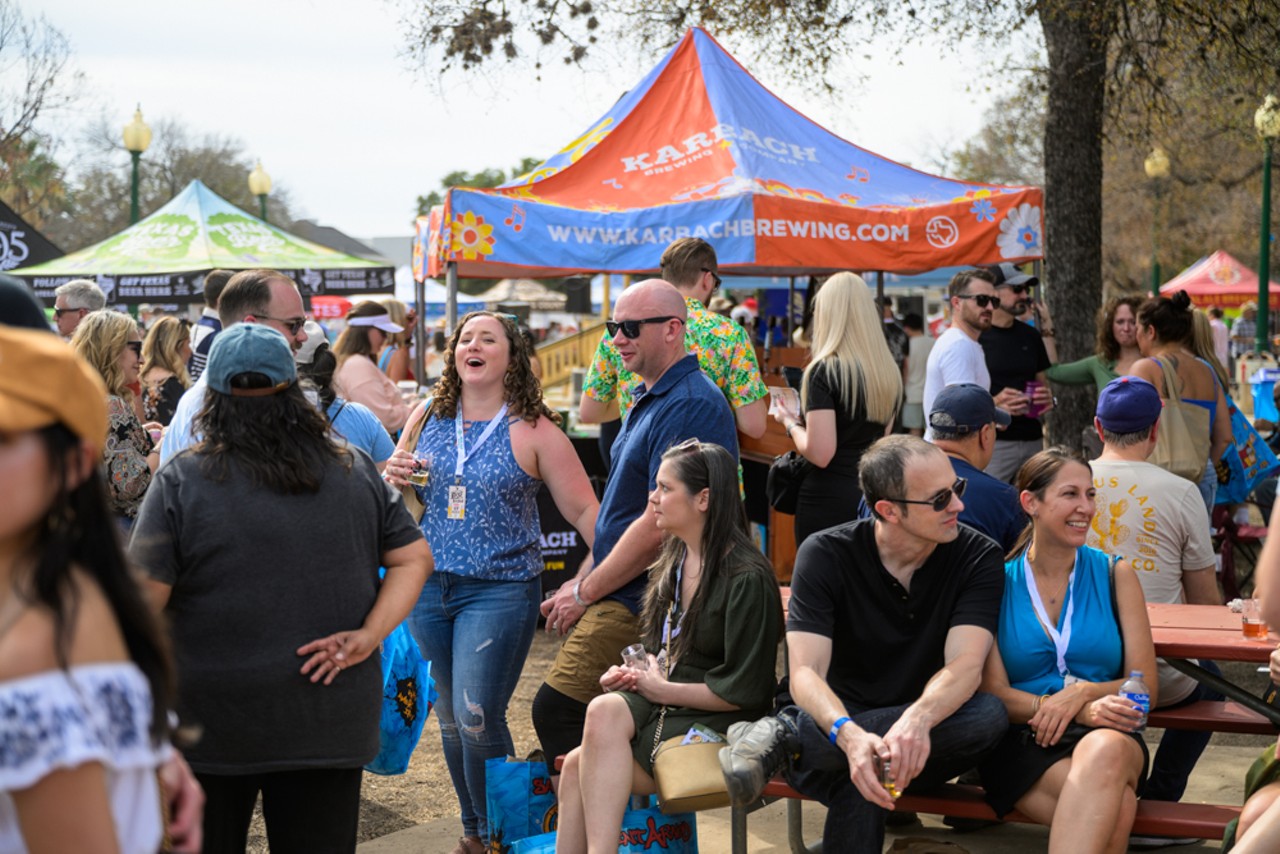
[956,294,998,308]
[701,267,722,288]
[258,314,307,335]
[889,477,967,512]
[53,307,83,318]
[126,341,143,356]
[606,316,681,339]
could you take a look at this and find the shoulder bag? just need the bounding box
[1148,357,1212,483]
[766,450,812,515]
[397,398,433,523]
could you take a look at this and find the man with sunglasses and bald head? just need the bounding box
[922,269,998,442]
[533,278,738,775]
[721,435,1007,852]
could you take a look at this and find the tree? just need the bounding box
[397,0,1280,447]
[415,156,542,216]
[42,116,302,251]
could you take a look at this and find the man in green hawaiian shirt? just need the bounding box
[579,238,769,438]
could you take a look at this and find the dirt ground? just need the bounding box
[246,630,563,851]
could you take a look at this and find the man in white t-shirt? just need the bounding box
[1087,375,1221,817]
[922,269,999,441]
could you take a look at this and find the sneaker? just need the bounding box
[719,716,797,807]
[1127,835,1202,849]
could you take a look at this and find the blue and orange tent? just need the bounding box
[422,28,1043,280]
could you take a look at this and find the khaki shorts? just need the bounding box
[545,600,640,705]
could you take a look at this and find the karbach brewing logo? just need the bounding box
[620,123,818,175]
[0,228,30,271]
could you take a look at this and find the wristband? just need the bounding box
[572,580,589,608]
[828,716,851,744]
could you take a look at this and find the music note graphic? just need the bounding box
[503,204,526,233]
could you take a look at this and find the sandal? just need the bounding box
[451,836,484,854]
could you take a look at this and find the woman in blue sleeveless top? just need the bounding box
[979,449,1157,853]
[385,312,599,854]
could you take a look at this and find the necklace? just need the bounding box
[1043,573,1070,605]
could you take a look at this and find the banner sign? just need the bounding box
[0,199,63,273]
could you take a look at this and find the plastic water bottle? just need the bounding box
[1119,670,1151,729]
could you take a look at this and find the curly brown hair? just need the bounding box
[427,311,560,425]
[1096,294,1145,362]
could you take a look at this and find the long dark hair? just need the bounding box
[428,311,559,426]
[21,424,172,740]
[195,375,351,493]
[638,441,777,660]
[1138,290,1194,346]
[1008,446,1091,560]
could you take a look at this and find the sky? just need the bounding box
[33,0,1015,243]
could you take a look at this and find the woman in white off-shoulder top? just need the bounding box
[0,326,185,854]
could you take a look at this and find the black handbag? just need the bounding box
[766,450,812,514]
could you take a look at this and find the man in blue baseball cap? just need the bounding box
[928,383,1024,552]
[1088,376,1221,841]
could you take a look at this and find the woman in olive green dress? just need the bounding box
[554,441,783,853]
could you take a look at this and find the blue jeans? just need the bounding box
[408,573,540,841]
[1145,660,1225,802]
[784,692,1008,853]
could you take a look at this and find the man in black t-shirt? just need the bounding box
[720,436,1007,852]
[979,262,1054,483]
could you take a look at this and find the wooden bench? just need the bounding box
[729,779,1241,853]
[1148,699,1275,735]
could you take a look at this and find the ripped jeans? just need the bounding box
[408,572,540,841]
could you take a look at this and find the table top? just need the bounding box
[1148,603,1278,662]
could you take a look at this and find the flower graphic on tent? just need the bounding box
[970,198,997,223]
[450,211,496,260]
[997,203,1042,258]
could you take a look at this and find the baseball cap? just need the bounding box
[986,262,1040,289]
[929,383,1012,436]
[206,324,297,396]
[294,320,329,365]
[1096,376,1162,433]
[0,326,109,453]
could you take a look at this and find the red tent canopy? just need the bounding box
[1160,250,1280,309]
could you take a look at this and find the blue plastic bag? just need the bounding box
[363,622,436,775]
[508,798,698,854]
[1216,397,1280,505]
[486,756,558,852]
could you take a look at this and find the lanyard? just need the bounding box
[660,550,692,677]
[453,403,509,482]
[1023,551,1077,679]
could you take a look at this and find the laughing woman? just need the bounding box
[384,311,599,854]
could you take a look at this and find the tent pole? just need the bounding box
[414,273,427,386]
[446,262,459,335]
[787,276,796,343]
[602,273,611,321]
[876,271,885,305]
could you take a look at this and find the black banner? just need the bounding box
[0,199,63,273]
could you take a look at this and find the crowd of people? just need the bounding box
[0,236,1278,854]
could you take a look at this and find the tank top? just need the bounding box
[413,411,543,581]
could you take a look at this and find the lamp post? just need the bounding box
[1144,146,1171,296]
[122,106,152,225]
[248,161,272,223]
[1256,95,1280,353]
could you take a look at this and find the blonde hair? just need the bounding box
[375,297,412,348]
[801,272,902,424]
[72,310,139,400]
[1191,309,1230,390]
[141,316,191,388]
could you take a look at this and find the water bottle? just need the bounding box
[1118,670,1151,729]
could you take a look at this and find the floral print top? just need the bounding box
[105,395,153,519]
[582,296,768,420]
[141,371,185,427]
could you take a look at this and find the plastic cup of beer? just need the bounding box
[408,453,431,487]
[1242,598,1268,640]
[621,644,649,670]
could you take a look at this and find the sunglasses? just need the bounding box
[889,477,968,512]
[1004,284,1031,295]
[126,341,143,356]
[258,314,307,335]
[53,307,83,318]
[956,294,998,308]
[701,267,722,288]
[606,315,681,339]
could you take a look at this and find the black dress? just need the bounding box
[794,360,887,545]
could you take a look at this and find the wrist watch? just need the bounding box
[572,580,589,608]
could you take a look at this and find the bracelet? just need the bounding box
[1033,694,1049,714]
[828,716,851,744]
[572,580,589,608]
[785,422,795,438]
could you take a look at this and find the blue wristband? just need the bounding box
[828,716,851,745]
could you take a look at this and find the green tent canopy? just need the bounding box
[10,180,393,305]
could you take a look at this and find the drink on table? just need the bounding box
[1242,598,1268,639]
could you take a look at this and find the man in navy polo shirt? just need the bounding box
[533,279,738,773]
[929,383,1026,552]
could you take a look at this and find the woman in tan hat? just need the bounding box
[71,310,162,525]
[0,327,182,852]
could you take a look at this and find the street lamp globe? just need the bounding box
[1256,95,1280,141]
[248,160,273,196]
[122,106,152,154]
[1144,147,1171,180]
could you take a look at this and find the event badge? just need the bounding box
[447,484,467,520]
[1063,674,1081,687]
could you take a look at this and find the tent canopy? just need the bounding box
[426,27,1043,279]
[1160,250,1280,309]
[11,180,393,305]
